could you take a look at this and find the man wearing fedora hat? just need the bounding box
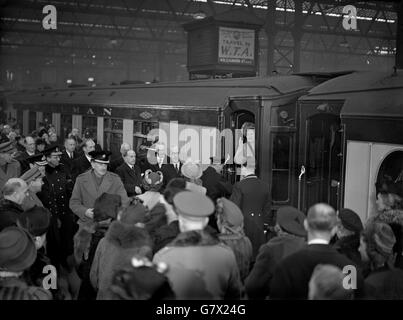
[153,191,243,299]
[0,226,52,300]
[245,206,307,299]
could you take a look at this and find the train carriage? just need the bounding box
[6,74,339,222]
[298,70,403,222]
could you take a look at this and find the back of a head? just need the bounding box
[307,203,337,233]
[309,264,353,300]
[93,193,122,222]
[3,178,26,197]
[164,178,187,205]
[18,206,51,237]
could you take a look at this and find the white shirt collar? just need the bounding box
[27,151,35,156]
[308,238,329,245]
[85,154,92,163]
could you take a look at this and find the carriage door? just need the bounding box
[223,98,260,184]
[303,113,342,211]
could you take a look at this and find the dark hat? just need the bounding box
[89,150,111,164]
[217,198,244,228]
[110,258,174,300]
[17,206,51,237]
[363,222,396,258]
[26,153,47,166]
[43,145,62,157]
[93,193,122,222]
[142,170,164,191]
[38,129,48,138]
[0,141,17,154]
[173,191,214,218]
[338,208,363,234]
[20,166,42,184]
[120,202,148,225]
[35,138,47,146]
[276,206,306,237]
[0,226,37,272]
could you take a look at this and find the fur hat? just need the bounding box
[277,206,306,237]
[17,206,51,237]
[110,257,174,300]
[338,208,363,234]
[0,227,37,272]
[120,202,148,225]
[363,221,396,258]
[93,193,121,222]
[142,170,163,191]
[106,221,152,250]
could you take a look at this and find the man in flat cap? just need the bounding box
[153,191,243,299]
[70,150,130,225]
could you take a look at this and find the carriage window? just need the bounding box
[28,111,36,134]
[61,114,72,138]
[271,132,292,202]
[376,150,403,194]
[104,118,123,156]
[133,121,159,152]
[82,116,97,138]
[270,104,295,127]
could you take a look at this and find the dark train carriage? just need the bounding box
[298,70,403,222]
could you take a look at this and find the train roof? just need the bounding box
[300,70,403,118]
[8,75,327,109]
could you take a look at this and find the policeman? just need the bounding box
[38,145,76,271]
[69,150,130,224]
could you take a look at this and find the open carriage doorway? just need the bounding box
[303,113,342,211]
[224,109,256,184]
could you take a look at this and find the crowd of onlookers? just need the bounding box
[0,121,403,300]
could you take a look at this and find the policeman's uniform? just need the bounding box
[37,146,77,269]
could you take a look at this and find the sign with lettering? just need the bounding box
[218,27,255,65]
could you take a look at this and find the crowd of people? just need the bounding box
[0,122,403,300]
